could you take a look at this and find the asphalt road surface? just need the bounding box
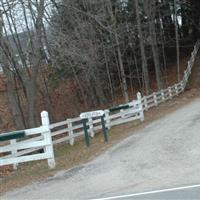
[94,185,200,200]
[3,98,200,200]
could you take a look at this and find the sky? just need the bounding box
[1,0,52,35]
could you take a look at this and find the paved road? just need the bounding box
[94,185,200,199]
[122,187,200,200]
[3,98,200,200]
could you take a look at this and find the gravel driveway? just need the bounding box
[3,98,200,200]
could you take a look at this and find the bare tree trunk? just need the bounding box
[102,39,114,103]
[108,0,129,103]
[147,1,163,90]
[158,5,168,86]
[26,79,37,127]
[128,60,134,98]
[174,0,180,82]
[110,32,123,96]
[4,67,25,129]
[134,54,142,89]
[115,32,129,103]
[149,23,163,89]
[26,0,45,127]
[134,0,150,94]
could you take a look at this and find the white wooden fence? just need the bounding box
[0,111,55,169]
[0,94,144,169]
[0,40,199,169]
[50,92,144,145]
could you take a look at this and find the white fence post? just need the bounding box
[184,71,188,83]
[144,96,148,110]
[191,52,194,64]
[41,111,56,169]
[161,90,165,102]
[188,62,192,74]
[153,92,158,106]
[120,109,126,119]
[104,109,111,130]
[67,119,75,145]
[175,84,178,96]
[10,139,18,169]
[188,60,191,70]
[180,81,184,92]
[168,87,172,99]
[137,92,144,121]
[88,117,95,138]
[182,77,186,89]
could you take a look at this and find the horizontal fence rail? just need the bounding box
[50,92,144,146]
[0,111,55,169]
[0,40,199,169]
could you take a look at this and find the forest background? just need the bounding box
[0,0,199,130]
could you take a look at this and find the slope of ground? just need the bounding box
[0,50,200,194]
[3,97,200,199]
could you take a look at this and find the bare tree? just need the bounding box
[134,0,150,94]
[144,0,164,90]
[0,0,47,128]
[174,0,180,82]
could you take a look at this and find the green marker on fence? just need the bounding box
[109,104,130,112]
[82,119,90,147]
[101,114,108,142]
[0,131,25,142]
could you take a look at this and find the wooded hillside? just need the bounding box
[0,0,199,129]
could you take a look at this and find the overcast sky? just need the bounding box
[1,0,52,35]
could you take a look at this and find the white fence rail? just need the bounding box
[0,111,55,169]
[0,40,199,169]
[50,92,144,145]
